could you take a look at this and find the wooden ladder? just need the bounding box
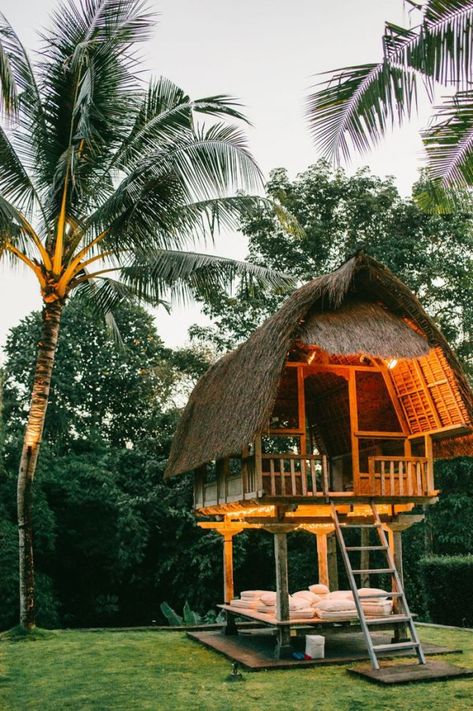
[330,501,426,670]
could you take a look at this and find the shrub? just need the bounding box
[419,555,473,627]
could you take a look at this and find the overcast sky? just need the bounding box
[0,0,431,351]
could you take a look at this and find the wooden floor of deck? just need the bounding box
[187,627,460,671]
[349,660,473,685]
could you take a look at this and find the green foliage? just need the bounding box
[429,458,473,554]
[419,555,473,626]
[2,298,188,450]
[1,627,473,711]
[307,1,473,188]
[182,601,202,626]
[192,161,473,376]
[159,602,184,626]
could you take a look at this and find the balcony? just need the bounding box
[193,448,436,510]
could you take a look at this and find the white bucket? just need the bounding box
[305,634,325,659]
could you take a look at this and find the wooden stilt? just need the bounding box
[360,528,370,588]
[327,531,339,590]
[387,526,407,642]
[316,532,329,587]
[274,532,292,659]
[223,533,234,604]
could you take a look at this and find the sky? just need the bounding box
[0,0,432,352]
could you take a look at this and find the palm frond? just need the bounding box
[414,175,473,213]
[39,0,155,215]
[307,63,417,160]
[421,0,473,86]
[0,22,18,115]
[80,125,263,254]
[423,91,473,184]
[108,76,249,173]
[119,248,295,305]
[307,0,473,161]
[0,127,42,216]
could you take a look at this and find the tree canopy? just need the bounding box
[191,161,473,376]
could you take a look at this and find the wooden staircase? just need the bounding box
[330,501,426,670]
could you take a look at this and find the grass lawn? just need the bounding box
[0,626,472,710]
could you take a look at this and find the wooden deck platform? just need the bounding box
[349,660,473,685]
[187,628,460,671]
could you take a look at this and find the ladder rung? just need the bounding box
[365,615,411,625]
[360,592,403,599]
[373,641,420,653]
[342,524,380,528]
[352,568,394,574]
[345,546,388,551]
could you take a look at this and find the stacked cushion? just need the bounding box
[315,597,358,620]
[357,588,393,617]
[309,583,330,596]
[292,590,321,606]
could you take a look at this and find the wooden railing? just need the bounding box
[358,456,432,497]
[194,452,435,509]
[261,453,330,497]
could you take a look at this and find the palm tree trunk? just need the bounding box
[17,299,63,629]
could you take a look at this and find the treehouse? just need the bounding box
[165,254,473,665]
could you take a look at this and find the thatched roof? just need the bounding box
[166,253,473,477]
[299,299,429,358]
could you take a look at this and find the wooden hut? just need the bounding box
[165,253,473,667]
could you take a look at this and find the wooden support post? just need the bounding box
[386,525,407,642]
[327,531,339,591]
[223,533,235,604]
[348,370,360,494]
[316,532,329,587]
[424,434,434,495]
[254,434,263,493]
[360,528,370,589]
[274,532,292,659]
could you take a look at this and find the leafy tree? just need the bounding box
[0,0,287,629]
[191,161,473,375]
[3,298,199,451]
[1,299,213,627]
[307,1,473,188]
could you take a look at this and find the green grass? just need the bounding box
[0,626,472,710]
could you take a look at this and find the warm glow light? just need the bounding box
[226,505,275,518]
[387,358,398,370]
[307,351,316,364]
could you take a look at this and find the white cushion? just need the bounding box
[309,583,330,596]
[289,597,308,611]
[316,598,357,613]
[260,592,277,606]
[240,590,269,599]
[316,609,358,620]
[362,601,393,616]
[329,590,353,600]
[230,599,260,610]
[358,588,389,600]
[290,608,315,619]
[292,590,320,604]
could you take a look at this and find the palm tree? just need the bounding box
[0,0,289,630]
[307,0,473,187]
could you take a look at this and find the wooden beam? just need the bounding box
[223,533,234,604]
[348,369,360,493]
[327,532,339,591]
[316,532,329,587]
[254,434,263,493]
[360,528,370,588]
[297,365,307,458]
[424,435,434,493]
[274,532,292,658]
[285,362,381,373]
[380,366,410,435]
[412,360,442,429]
